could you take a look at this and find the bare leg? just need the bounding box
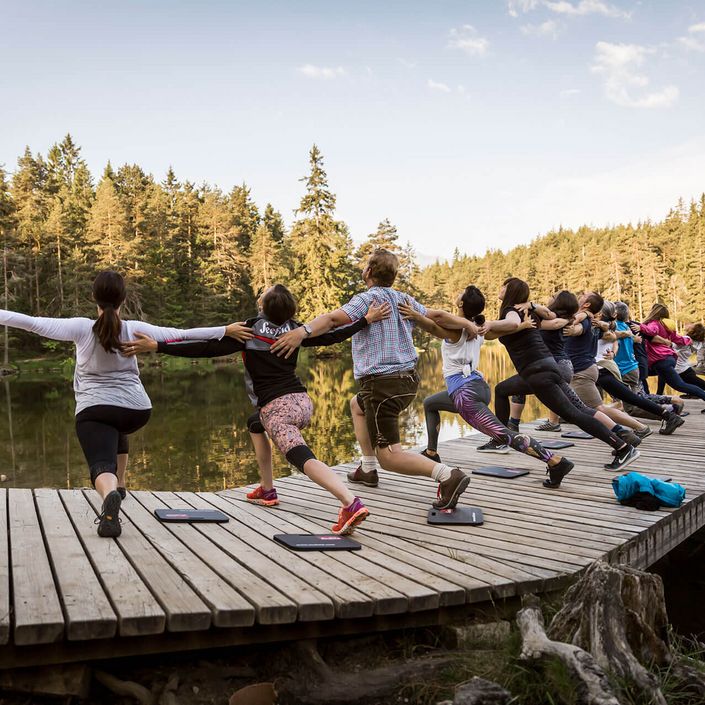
[303,458,355,506]
[350,395,375,456]
[509,399,525,421]
[95,471,118,499]
[116,453,128,491]
[250,431,274,490]
[376,443,435,477]
[597,404,647,431]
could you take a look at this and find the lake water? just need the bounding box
[0,345,548,491]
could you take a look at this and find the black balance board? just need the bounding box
[273,534,362,551]
[427,507,484,525]
[540,439,575,450]
[154,508,229,523]
[561,430,594,439]
[472,466,530,479]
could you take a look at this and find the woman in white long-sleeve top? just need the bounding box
[0,270,248,537]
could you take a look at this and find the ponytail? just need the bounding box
[93,305,123,353]
[460,285,486,326]
[92,270,126,353]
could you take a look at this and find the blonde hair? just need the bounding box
[644,303,669,323]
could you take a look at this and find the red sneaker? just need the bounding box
[246,485,279,506]
[331,497,369,535]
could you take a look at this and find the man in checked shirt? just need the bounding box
[271,249,470,510]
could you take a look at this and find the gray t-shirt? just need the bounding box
[0,310,225,414]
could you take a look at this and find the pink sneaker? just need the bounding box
[332,497,369,535]
[246,485,279,506]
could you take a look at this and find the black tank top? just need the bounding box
[540,327,568,361]
[498,306,552,373]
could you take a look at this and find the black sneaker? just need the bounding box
[477,439,509,454]
[616,428,641,448]
[95,490,122,538]
[634,426,653,440]
[420,449,442,463]
[542,458,574,488]
[433,468,471,509]
[347,465,379,487]
[117,487,127,500]
[506,420,520,433]
[604,445,640,471]
[536,420,561,432]
[659,412,685,436]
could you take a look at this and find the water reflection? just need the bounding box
[0,345,548,491]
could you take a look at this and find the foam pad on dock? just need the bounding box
[154,508,229,523]
[561,431,593,439]
[472,466,530,479]
[427,507,484,525]
[273,534,362,551]
[539,439,575,450]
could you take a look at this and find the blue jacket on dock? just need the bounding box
[613,472,685,509]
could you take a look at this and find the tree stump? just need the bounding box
[518,561,705,705]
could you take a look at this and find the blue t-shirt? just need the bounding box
[564,318,598,373]
[614,320,639,376]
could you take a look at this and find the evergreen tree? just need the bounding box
[86,172,129,269]
[229,183,259,251]
[289,145,355,318]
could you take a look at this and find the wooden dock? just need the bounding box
[1,400,704,669]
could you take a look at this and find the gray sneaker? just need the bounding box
[477,439,509,454]
[536,420,562,432]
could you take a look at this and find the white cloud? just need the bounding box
[508,0,630,18]
[448,25,490,56]
[521,20,561,38]
[678,22,705,52]
[297,64,346,80]
[508,0,541,17]
[427,79,451,93]
[544,0,631,18]
[591,41,678,108]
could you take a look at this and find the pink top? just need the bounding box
[640,320,691,367]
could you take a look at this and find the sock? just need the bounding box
[509,417,521,427]
[431,463,453,483]
[611,424,624,434]
[361,455,378,473]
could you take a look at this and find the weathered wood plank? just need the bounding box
[59,490,166,637]
[120,492,255,628]
[84,490,211,633]
[9,489,64,645]
[0,489,9,645]
[34,490,117,641]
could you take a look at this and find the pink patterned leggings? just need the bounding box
[259,393,314,456]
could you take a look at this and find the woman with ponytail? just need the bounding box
[0,270,249,537]
[399,286,574,480]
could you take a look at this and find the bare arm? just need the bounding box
[539,317,570,331]
[399,303,460,342]
[424,309,478,338]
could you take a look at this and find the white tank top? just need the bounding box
[442,328,484,379]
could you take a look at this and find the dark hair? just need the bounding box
[584,291,604,314]
[366,249,399,287]
[688,323,705,342]
[92,271,126,353]
[460,285,485,326]
[262,284,297,325]
[501,277,530,314]
[645,302,669,323]
[549,290,579,320]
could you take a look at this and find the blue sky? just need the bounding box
[1,0,704,260]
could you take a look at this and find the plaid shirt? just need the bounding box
[341,287,427,379]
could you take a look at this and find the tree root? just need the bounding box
[94,670,155,705]
[276,639,458,705]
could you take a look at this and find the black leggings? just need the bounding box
[596,368,666,418]
[656,366,705,396]
[495,360,624,451]
[75,405,152,484]
[652,357,705,402]
[423,391,457,451]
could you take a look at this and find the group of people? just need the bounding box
[1,250,702,539]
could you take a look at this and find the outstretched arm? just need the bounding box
[425,309,479,338]
[539,317,570,331]
[0,310,90,342]
[124,333,245,358]
[480,311,534,340]
[398,302,459,341]
[303,301,391,347]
